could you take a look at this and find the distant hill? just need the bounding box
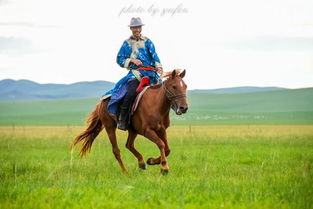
[189,86,287,94]
[0,79,115,101]
[0,79,291,101]
[0,87,312,125]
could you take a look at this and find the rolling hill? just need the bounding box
[0,79,115,101]
[0,87,312,125]
[187,87,313,112]
[0,79,288,101]
[188,86,286,94]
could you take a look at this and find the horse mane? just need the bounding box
[161,69,183,79]
[148,69,184,89]
[150,83,162,89]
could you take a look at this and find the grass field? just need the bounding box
[1,125,313,209]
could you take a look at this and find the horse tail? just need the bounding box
[71,101,104,157]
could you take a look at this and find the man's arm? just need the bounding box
[116,41,132,68]
[130,59,142,66]
[146,39,163,74]
[117,41,143,68]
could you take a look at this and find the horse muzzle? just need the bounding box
[173,104,188,115]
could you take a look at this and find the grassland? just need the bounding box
[1,125,313,209]
[0,88,312,208]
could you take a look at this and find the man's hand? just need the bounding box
[131,59,142,66]
[156,67,163,75]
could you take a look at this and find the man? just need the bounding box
[103,17,163,130]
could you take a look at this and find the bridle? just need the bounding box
[162,81,186,102]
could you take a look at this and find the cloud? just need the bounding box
[0,0,9,5]
[0,22,58,28]
[0,36,33,54]
[215,36,313,52]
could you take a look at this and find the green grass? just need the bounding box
[0,98,98,126]
[1,125,313,209]
[171,110,313,125]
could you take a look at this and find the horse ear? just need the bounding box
[171,69,177,79]
[179,69,186,78]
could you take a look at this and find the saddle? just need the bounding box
[105,77,151,125]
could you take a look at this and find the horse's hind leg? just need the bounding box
[126,130,146,170]
[99,99,127,172]
[104,125,127,173]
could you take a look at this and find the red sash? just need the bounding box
[138,66,156,71]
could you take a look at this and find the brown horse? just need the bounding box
[71,69,188,173]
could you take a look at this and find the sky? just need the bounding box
[0,0,313,89]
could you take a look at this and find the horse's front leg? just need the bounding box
[144,128,169,174]
[147,131,170,166]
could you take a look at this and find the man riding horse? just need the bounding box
[72,18,188,173]
[103,17,163,130]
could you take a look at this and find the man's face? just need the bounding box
[130,26,142,39]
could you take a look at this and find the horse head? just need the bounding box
[162,69,188,115]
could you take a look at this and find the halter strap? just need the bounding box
[162,82,186,101]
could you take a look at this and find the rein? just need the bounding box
[162,82,186,101]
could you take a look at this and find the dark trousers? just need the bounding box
[121,79,140,110]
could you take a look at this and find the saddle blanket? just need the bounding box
[100,85,150,117]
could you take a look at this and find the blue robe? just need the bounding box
[103,36,162,116]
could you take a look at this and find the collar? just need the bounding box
[130,35,144,41]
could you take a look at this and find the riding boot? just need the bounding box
[118,108,129,131]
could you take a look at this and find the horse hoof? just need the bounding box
[147,158,154,165]
[138,162,146,170]
[160,169,169,175]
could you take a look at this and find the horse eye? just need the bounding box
[173,86,176,90]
